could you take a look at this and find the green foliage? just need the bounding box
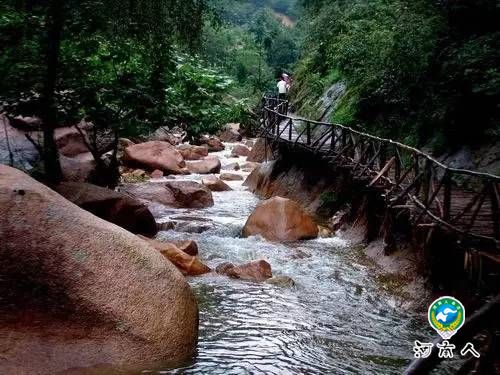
[294,0,500,149]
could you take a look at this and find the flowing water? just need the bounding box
[145,142,455,375]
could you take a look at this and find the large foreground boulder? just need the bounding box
[186,156,221,174]
[242,197,318,242]
[55,181,157,237]
[123,141,187,174]
[0,165,198,374]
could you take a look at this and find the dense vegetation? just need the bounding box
[0,0,300,182]
[293,0,499,151]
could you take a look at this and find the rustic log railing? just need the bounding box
[261,96,500,250]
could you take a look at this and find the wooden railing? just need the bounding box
[261,97,500,249]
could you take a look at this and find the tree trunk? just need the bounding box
[40,0,64,183]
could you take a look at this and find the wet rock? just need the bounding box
[55,181,157,237]
[318,225,333,238]
[330,209,349,231]
[245,139,255,148]
[138,235,210,276]
[198,135,225,152]
[151,169,164,179]
[0,165,199,373]
[216,260,272,282]
[231,144,251,157]
[176,221,213,234]
[120,180,214,209]
[202,175,232,192]
[247,138,274,163]
[120,181,177,206]
[266,276,296,288]
[218,124,242,143]
[186,156,221,174]
[220,172,244,181]
[223,162,240,171]
[171,240,199,256]
[123,141,187,174]
[165,180,214,208]
[177,144,209,160]
[60,152,96,183]
[157,220,176,231]
[242,197,318,242]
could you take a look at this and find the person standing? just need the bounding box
[277,76,288,101]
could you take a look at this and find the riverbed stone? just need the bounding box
[186,156,221,174]
[223,162,240,171]
[231,144,251,157]
[219,124,242,142]
[202,175,232,192]
[198,135,225,152]
[171,240,199,256]
[138,236,210,276]
[242,196,318,242]
[216,260,272,282]
[0,165,199,374]
[165,180,214,208]
[55,181,157,237]
[220,172,244,181]
[123,141,187,174]
[177,144,209,160]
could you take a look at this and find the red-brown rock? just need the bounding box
[55,126,90,157]
[231,144,251,157]
[139,236,210,276]
[171,240,199,256]
[220,173,244,181]
[202,176,232,192]
[60,152,96,182]
[0,165,198,374]
[247,138,274,162]
[177,144,209,160]
[198,135,225,152]
[242,197,318,242]
[216,260,272,282]
[123,141,186,174]
[219,125,242,142]
[186,156,221,174]
[55,181,158,237]
[165,180,214,208]
[151,169,164,179]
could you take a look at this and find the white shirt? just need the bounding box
[277,80,287,94]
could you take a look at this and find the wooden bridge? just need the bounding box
[260,97,500,252]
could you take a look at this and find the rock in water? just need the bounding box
[220,172,244,181]
[0,165,198,374]
[216,260,272,282]
[186,156,221,174]
[218,125,242,143]
[198,135,225,152]
[242,196,318,242]
[138,236,210,276]
[231,144,251,157]
[55,181,158,237]
[177,144,209,160]
[123,141,187,174]
[171,240,199,256]
[202,176,232,192]
[165,180,214,208]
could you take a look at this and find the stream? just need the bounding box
[145,142,452,375]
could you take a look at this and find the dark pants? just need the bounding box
[278,93,288,114]
[278,93,287,101]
